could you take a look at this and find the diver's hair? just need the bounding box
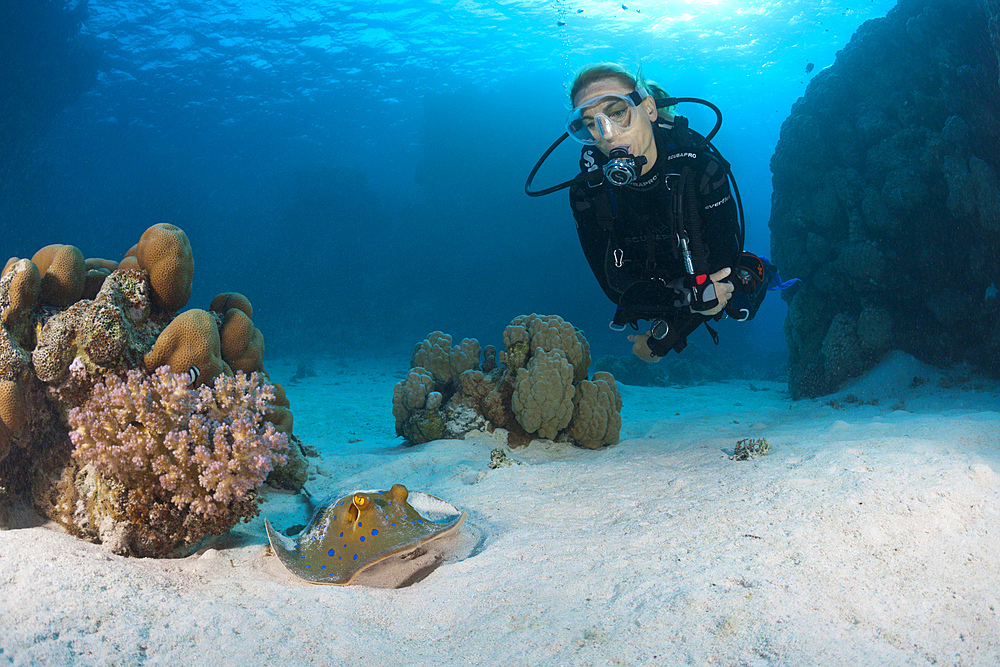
[569,62,674,119]
[569,63,636,104]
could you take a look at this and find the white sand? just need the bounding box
[2,351,999,666]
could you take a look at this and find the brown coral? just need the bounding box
[411,331,480,387]
[118,255,140,271]
[567,372,623,449]
[85,258,119,272]
[0,259,40,347]
[210,292,253,319]
[82,258,119,299]
[508,314,590,383]
[267,381,294,435]
[392,368,436,433]
[219,308,264,375]
[134,223,195,312]
[392,368,449,444]
[0,380,26,460]
[511,347,575,440]
[144,309,229,386]
[404,314,621,448]
[32,244,85,307]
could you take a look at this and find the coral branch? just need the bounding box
[68,367,288,520]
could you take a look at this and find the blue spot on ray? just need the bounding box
[328,548,336,557]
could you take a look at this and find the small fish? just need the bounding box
[187,365,200,386]
[557,19,565,25]
[806,62,815,74]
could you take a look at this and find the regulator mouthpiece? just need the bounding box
[603,147,647,186]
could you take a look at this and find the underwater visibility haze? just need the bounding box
[8,2,1000,663]
[4,0,899,373]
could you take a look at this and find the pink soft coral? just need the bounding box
[68,367,288,519]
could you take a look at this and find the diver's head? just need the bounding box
[567,64,658,171]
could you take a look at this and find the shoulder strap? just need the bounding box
[594,184,617,231]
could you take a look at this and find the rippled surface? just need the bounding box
[80,0,898,128]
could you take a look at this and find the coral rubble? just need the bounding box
[0,224,299,556]
[393,314,622,449]
[769,0,1000,397]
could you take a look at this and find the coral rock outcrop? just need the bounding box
[394,314,621,449]
[769,0,1000,396]
[0,223,301,557]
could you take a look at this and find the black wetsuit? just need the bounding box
[569,117,741,355]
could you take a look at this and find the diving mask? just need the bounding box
[566,86,650,145]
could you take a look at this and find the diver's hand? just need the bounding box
[690,267,734,316]
[628,332,663,363]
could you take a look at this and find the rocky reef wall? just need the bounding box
[770,0,1000,398]
[987,0,1000,75]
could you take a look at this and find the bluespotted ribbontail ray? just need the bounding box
[265,483,466,585]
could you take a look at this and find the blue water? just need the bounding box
[2,0,897,375]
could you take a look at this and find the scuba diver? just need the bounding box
[526,63,792,362]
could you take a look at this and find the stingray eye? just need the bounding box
[353,494,367,508]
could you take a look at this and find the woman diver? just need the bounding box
[526,63,784,362]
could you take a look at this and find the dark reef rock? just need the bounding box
[987,0,1000,76]
[770,0,1000,398]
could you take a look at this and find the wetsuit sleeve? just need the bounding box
[696,155,741,273]
[569,183,614,300]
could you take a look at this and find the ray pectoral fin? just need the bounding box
[264,518,301,571]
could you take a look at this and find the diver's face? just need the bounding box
[573,79,658,169]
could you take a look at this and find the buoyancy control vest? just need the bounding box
[572,116,745,354]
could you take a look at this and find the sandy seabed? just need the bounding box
[1,351,998,666]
